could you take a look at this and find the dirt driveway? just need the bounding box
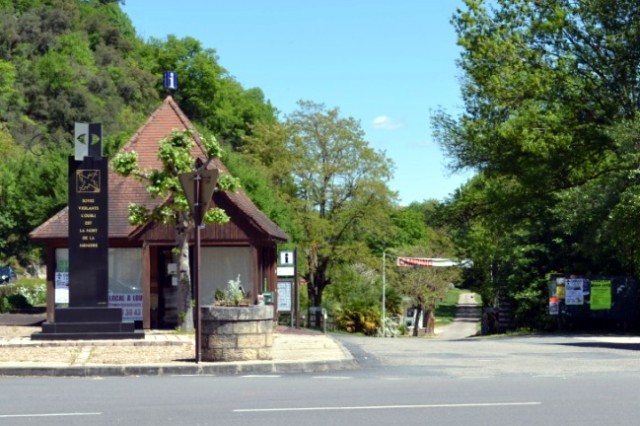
[434,292,481,340]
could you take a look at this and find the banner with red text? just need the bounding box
[396,257,473,268]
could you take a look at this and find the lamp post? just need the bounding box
[381,248,399,337]
[382,250,386,337]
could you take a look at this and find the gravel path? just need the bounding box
[434,292,481,340]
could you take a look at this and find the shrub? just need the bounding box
[324,262,395,335]
[0,297,10,313]
[7,294,29,310]
[0,281,46,312]
[332,303,381,336]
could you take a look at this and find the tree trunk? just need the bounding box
[424,309,435,336]
[307,276,322,329]
[306,245,321,328]
[307,275,322,307]
[306,245,320,306]
[175,216,193,332]
[412,307,423,336]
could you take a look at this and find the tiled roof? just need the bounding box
[31,97,288,242]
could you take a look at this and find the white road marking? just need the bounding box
[311,376,352,380]
[0,412,102,419]
[241,375,281,378]
[172,374,217,378]
[234,401,541,413]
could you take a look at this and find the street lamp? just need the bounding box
[381,248,399,337]
[382,250,386,337]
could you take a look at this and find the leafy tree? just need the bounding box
[388,202,462,336]
[284,100,395,308]
[433,0,640,329]
[0,138,68,266]
[395,250,461,336]
[0,0,279,272]
[222,149,301,242]
[324,262,401,335]
[438,0,640,222]
[1,0,155,147]
[111,129,238,331]
[0,59,18,111]
[239,120,294,190]
[142,35,276,149]
[388,204,428,248]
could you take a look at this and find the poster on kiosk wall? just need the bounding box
[277,281,292,312]
[565,278,586,305]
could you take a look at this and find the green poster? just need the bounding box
[57,259,69,273]
[590,280,612,310]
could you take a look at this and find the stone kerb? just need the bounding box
[200,305,274,362]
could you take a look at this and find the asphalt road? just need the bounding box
[0,312,45,326]
[3,295,640,426]
[1,364,639,426]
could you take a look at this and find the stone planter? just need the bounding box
[200,305,274,362]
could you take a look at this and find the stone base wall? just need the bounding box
[200,305,274,362]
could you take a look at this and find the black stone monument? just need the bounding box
[34,123,143,340]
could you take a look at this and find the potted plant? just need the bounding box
[202,275,273,362]
[214,275,251,306]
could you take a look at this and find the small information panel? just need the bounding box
[590,280,612,310]
[277,281,292,312]
[277,250,295,277]
[280,251,294,265]
[565,278,586,305]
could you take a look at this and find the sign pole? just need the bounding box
[382,250,386,337]
[193,173,202,364]
[179,168,218,364]
[276,250,296,327]
[294,249,299,328]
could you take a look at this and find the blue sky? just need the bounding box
[122,0,473,205]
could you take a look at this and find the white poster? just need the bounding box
[54,272,69,304]
[565,278,585,305]
[277,281,292,312]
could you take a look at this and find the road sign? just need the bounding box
[280,251,294,265]
[74,123,102,160]
[178,169,219,224]
[164,71,178,90]
[199,169,218,219]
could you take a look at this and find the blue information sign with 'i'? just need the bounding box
[164,71,178,90]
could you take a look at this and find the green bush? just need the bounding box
[0,297,10,313]
[332,303,380,335]
[323,262,399,335]
[7,294,29,310]
[17,282,47,307]
[398,323,408,336]
[0,281,46,312]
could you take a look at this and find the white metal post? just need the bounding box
[382,250,386,337]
